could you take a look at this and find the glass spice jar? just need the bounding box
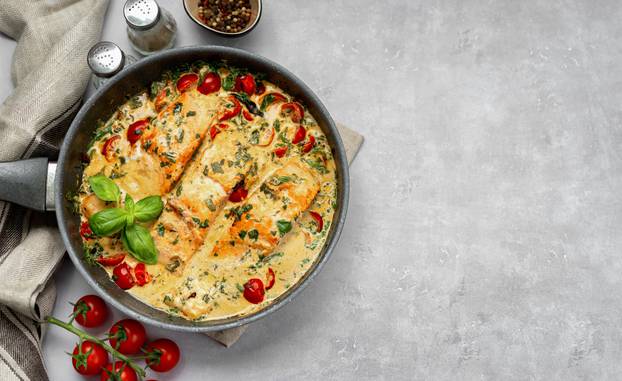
[87,41,137,90]
[124,0,177,56]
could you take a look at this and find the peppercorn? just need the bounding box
[197,0,253,33]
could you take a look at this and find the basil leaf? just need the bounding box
[276,220,292,236]
[124,194,135,225]
[122,224,158,264]
[134,196,164,222]
[88,175,120,202]
[89,208,128,236]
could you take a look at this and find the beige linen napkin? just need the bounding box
[0,1,109,380]
[206,123,363,347]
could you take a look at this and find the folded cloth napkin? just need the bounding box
[0,0,109,380]
[206,122,363,347]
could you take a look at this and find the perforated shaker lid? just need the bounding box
[87,41,126,78]
[124,0,161,30]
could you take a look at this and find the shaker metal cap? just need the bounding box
[124,0,160,30]
[87,41,126,78]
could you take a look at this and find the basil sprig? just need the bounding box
[87,176,163,265]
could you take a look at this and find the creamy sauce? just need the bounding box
[77,64,337,321]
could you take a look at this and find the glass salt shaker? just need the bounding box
[87,41,137,90]
[124,0,177,56]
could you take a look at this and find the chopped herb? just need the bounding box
[236,283,244,293]
[176,184,183,196]
[177,129,184,143]
[192,217,209,228]
[303,158,328,174]
[156,223,165,237]
[128,96,142,109]
[206,198,216,212]
[273,119,281,132]
[202,165,209,176]
[163,295,172,303]
[249,129,260,145]
[238,230,247,239]
[173,102,182,114]
[277,220,292,236]
[166,257,181,272]
[186,111,196,117]
[248,229,259,241]
[211,161,224,174]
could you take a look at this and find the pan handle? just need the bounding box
[0,158,56,212]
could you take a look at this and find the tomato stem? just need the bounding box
[44,316,146,378]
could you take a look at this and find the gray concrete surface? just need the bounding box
[2,0,622,379]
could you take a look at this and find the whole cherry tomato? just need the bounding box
[108,319,146,355]
[100,361,137,381]
[309,211,324,233]
[302,135,316,153]
[73,294,108,328]
[266,268,275,290]
[229,183,248,203]
[71,341,109,375]
[134,263,152,286]
[112,262,135,290]
[281,102,304,123]
[274,146,288,158]
[292,125,306,145]
[127,119,148,146]
[96,253,126,267]
[235,74,256,95]
[219,96,242,121]
[101,135,120,161]
[176,73,199,93]
[80,221,93,240]
[145,338,181,372]
[243,278,265,304]
[198,72,221,95]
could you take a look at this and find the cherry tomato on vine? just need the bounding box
[198,72,221,95]
[176,73,199,93]
[145,338,181,372]
[108,319,146,355]
[243,278,265,304]
[112,262,135,290]
[73,294,108,328]
[100,361,137,381]
[71,341,109,376]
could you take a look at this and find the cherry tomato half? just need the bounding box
[219,96,242,121]
[109,319,146,355]
[266,268,275,290]
[145,338,181,373]
[112,262,135,290]
[302,135,316,153]
[72,341,109,376]
[96,253,126,267]
[243,278,265,304]
[198,72,221,95]
[309,211,324,233]
[260,92,287,110]
[274,146,288,158]
[80,221,93,240]
[209,126,221,140]
[100,361,137,381]
[176,73,199,93]
[281,102,304,123]
[134,263,152,286]
[292,125,306,145]
[73,294,108,328]
[127,119,148,146]
[228,183,248,203]
[101,135,120,161]
[235,74,256,95]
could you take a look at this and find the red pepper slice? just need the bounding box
[229,183,248,203]
[242,110,253,121]
[197,72,221,95]
[260,92,287,110]
[134,263,152,286]
[176,73,199,93]
[209,126,221,140]
[112,262,135,290]
[243,278,265,304]
[80,221,93,240]
[101,135,120,161]
[274,146,288,158]
[235,74,256,95]
[96,254,126,267]
[292,125,306,145]
[281,102,304,123]
[266,268,275,290]
[219,96,242,121]
[302,135,316,153]
[309,211,323,232]
[127,119,148,146]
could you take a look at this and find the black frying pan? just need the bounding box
[0,46,349,332]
